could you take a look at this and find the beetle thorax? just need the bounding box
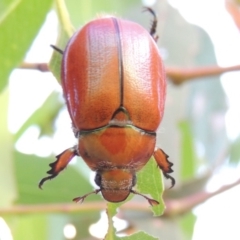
[78,125,156,172]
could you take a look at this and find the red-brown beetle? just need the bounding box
[39,8,174,205]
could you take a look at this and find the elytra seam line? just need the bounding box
[112,18,124,107]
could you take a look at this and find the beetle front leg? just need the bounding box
[39,146,78,189]
[153,148,175,188]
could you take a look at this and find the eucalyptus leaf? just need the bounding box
[14,91,63,141]
[0,0,53,92]
[229,135,240,164]
[105,202,158,240]
[7,215,48,240]
[120,232,158,240]
[49,0,74,81]
[178,121,196,181]
[14,151,100,204]
[105,157,165,238]
[0,88,16,207]
[136,157,165,216]
[65,0,140,28]
[179,212,196,240]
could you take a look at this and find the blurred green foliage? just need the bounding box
[0,0,238,239]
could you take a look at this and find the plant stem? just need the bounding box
[19,62,240,84]
[1,177,240,216]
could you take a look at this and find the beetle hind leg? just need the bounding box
[39,147,77,189]
[153,148,175,188]
[143,7,158,41]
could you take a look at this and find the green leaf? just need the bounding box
[49,0,74,82]
[178,121,196,181]
[229,135,240,164]
[105,202,158,240]
[0,0,53,92]
[105,203,118,240]
[105,158,164,239]
[64,0,140,29]
[105,198,133,239]
[105,202,159,240]
[7,215,48,240]
[179,212,196,240]
[105,158,165,218]
[0,0,14,19]
[136,157,165,216]
[121,232,158,240]
[0,88,17,207]
[14,151,99,204]
[14,91,63,141]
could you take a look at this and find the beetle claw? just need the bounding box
[38,174,57,189]
[148,199,160,206]
[163,173,176,189]
[131,190,159,206]
[72,196,85,204]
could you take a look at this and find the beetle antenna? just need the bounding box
[142,7,158,41]
[50,44,64,54]
[73,189,101,204]
[131,190,159,206]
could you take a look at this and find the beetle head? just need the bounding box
[95,169,135,202]
[73,169,159,206]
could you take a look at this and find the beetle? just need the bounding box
[39,8,174,206]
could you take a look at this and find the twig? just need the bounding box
[225,0,240,30]
[1,177,240,216]
[19,62,240,84]
[19,62,49,72]
[164,177,240,217]
[0,201,150,215]
[166,65,240,85]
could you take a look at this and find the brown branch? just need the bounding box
[0,201,149,215]
[1,177,240,216]
[19,62,49,72]
[164,177,240,217]
[225,0,240,30]
[19,62,240,84]
[0,202,107,215]
[166,65,240,85]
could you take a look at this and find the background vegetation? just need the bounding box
[1,0,240,239]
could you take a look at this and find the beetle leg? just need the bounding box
[153,148,175,188]
[39,147,77,189]
[50,44,64,54]
[131,189,159,206]
[73,189,101,204]
[143,7,158,42]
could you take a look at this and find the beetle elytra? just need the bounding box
[39,8,174,206]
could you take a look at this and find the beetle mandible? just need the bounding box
[39,8,174,206]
